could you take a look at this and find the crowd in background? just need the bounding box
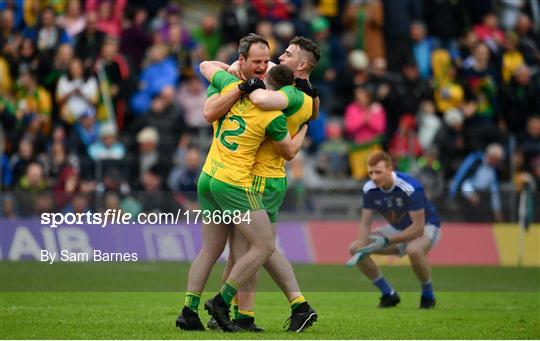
[1,0,539,221]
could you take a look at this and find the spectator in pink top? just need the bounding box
[344,86,386,144]
[344,86,386,179]
[85,0,127,37]
[473,12,506,52]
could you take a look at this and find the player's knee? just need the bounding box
[406,247,425,259]
[200,244,225,260]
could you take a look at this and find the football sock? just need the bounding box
[373,276,395,296]
[184,291,201,313]
[421,280,434,299]
[232,296,239,319]
[237,309,255,319]
[289,295,306,312]
[219,281,238,306]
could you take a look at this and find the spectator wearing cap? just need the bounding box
[88,123,125,161]
[449,143,505,222]
[129,126,169,185]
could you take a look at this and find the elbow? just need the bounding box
[283,149,296,161]
[250,93,264,108]
[203,107,216,123]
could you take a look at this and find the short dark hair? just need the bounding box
[289,36,320,68]
[266,65,294,89]
[238,33,269,58]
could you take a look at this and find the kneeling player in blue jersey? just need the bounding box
[348,151,441,309]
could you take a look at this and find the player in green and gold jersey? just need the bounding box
[176,34,309,333]
[202,36,321,332]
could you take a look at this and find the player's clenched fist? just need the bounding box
[238,77,266,93]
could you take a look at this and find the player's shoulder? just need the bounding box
[395,172,422,195]
[362,180,378,194]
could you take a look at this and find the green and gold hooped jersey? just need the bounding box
[202,70,288,187]
[252,85,313,178]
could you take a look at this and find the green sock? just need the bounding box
[184,291,201,313]
[289,295,306,312]
[237,309,255,319]
[219,281,238,306]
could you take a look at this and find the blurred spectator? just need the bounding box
[94,37,133,128]
[56,57,99,124]
[0,9,18,50]
[135,165,177,213]
[70,108,99,179]
[316,120,349,178]
[15,69,52,135]
[175,75,209,129]
[473,12,506,53]
[9,138,35,186]
[432,50,464,113]
[410,147,444,200]
[74,11,105,70]
[168,23,197,79]
[342,0,385,60]
[36,43,73,101]
[502,31,525,84]
[120,6,153,72]
[129,126,169,185]
[310,16,345,113]
[344,86,385,180]
[388,114,422,172]
[449,143,505,222]
[1,194,18,219]
[251,0,293,22]
[515,13,540,67]
[63,192,91,214]
[131,43,178,115]
[461,42,499,126]
[517,115,540,172]
[24,6,70,56]
[85,0,127,38]
[88,123,125,161]
[159,3,192,45]
[56,0,87,39]
[424,0,464,57]
[392,60,432,123]
[502,65,537,135]
[410,21,437,79]
[219,0,259,44]
[17,38,39,77]
[255,20,279,58]
[381,0,420,71]
[133,90,186,157]
[17,162,47,192]
[416,100,442,151]
[334,50,370,114]
[192,15,221,61]
[499,0,526,30]
[168,147,201,210]
[434,109,468,178]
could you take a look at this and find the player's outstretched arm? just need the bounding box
[272,123,308,161]
[388,209,425,244]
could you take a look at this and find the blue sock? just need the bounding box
[373,276,395,296]
[421,281,434,299]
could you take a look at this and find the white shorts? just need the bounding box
[373,224,441,257]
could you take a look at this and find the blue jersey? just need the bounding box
[362,172,441,230]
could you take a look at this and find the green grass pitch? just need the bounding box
[1,262,539,339]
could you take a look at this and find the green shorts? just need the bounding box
[198,172,264,213]
[252,175,287,223]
